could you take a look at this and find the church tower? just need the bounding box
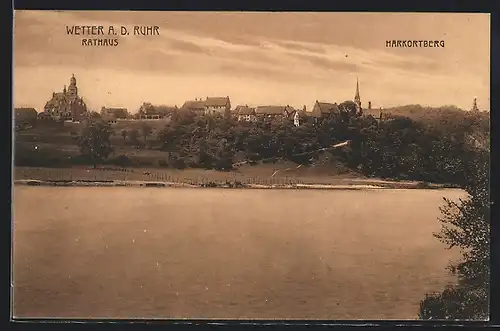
[472,97,479,112]
[68,74,78,99]
[354,77,361,111]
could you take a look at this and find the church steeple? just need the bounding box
[354,77,361,111]
[472,97,479,111]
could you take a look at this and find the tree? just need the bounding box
[419,150,490,320]
[76,120,114,168]
[140,124,152,146]
[128,129,140,146]
[121,129,128,141]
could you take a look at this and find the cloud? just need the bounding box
[13,11,490,111]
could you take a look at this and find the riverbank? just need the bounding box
[13,178,452,190]
[13,166,457,190]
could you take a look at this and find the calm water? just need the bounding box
[12,186,465,320]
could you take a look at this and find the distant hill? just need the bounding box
[364,104,489,130]
[365,104,487,121]
[363,104,490,152]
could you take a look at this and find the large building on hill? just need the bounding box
[43,74,87,121]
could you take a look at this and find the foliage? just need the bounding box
[152,101,490,186]
[140,123,152,140]
[121,129,128,140]
[419,150,490,320]
[76,120,114,168]
[127,129,140,146]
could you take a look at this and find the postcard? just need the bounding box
[12,11,490,321]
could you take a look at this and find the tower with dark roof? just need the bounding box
[354,77,361,111]
[68,73,78,98]
[472,97,479,111]
[44,74,87,121]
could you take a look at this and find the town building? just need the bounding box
[43,74,87,121]
[181,99,206,115]
[203,96,231,115]
[138,103,177,119]
[101,107,129,119]
[310,101,340,120]
[255,105,295,120]
[234,105,257,122]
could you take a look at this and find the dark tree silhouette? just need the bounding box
[121,129,128,141]
[76,120,113,168]
[419,151,490,320]
[140,124,153,146]
[128,129,140,146]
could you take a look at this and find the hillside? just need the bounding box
[365,104,489,125]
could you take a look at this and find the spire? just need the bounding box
[355,77,360,99]
[354,77,361,110]
[472,97,479,111]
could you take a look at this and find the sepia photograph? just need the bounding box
[12,11,490,320]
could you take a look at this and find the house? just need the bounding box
[181,99,206,115]
[138,103,177,120]
[293,111,300,127]
[203,96,231,115]
[254,105,294,120]
[101,107,129,119]
[234,105,257,122]
[310,101,340,120]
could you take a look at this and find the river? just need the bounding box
[12,186,465,320]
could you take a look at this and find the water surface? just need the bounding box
[12,186,465,319]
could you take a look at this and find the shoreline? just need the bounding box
[13,179,456,190]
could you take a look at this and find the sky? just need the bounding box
[13,11,490,113]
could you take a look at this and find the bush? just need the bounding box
[419,153,490,320]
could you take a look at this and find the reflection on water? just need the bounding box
[12,187,465,319]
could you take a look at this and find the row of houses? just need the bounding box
[23,75,373,126]
[15,98,370,130]
[99,99,347,127]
